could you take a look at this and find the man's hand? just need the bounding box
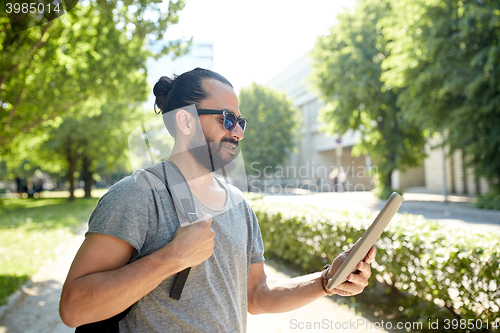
[168,214,216,269]
[326,246,376,297]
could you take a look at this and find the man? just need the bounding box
[59,68,376,332]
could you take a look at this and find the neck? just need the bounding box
[168,148,218,192]
[168,143,228,210]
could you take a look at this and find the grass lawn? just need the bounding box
[0,196,100,306]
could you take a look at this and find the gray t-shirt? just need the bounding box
[86,164,265,333]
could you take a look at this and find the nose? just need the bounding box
[231,122,244,141]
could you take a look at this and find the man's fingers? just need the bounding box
[333,279,365,296]
[347,270,369,286]
[333,281,349,292]
[329,246,375,297]
[355,261,372,278]
[363,246,376,264]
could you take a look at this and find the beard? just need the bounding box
[187,134,239,176]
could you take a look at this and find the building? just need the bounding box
[267,51,490,196]
[422,136,490,195]
[267,53,373,193]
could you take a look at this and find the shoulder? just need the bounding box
[133,163,168,190]
[110,163,165,190]
[225,182,246,201]
[91,175,149,215]
[102,174,142,199]
[96,164,167,207]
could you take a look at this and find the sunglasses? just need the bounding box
[197,109,247,133]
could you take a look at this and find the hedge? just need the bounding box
[476,189,500,211]
[250,200,500,329]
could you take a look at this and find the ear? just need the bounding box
[175,109,193,136]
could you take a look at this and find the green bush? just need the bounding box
[244,192,266,202]
[251,201,500,329]
[475,190,500,211]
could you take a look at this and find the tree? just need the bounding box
[1,0,188,199]
[380,0,500,193]
[0,0,186,148]
[41,101,146,200]
[310,0,427,196]
[238,83,300,179]
[4,98,148,200]
[77,102,147,198]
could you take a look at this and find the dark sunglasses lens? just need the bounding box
[238,119,246,132]
[224,113,236,131]
[223,111,246,132]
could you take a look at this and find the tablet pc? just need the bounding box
[326,192,403,289]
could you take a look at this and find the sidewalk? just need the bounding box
[0,226,85,333]
[0,224,386,333]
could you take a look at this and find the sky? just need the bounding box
[156,0,356,92]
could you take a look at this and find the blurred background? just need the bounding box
[1,0,499,332]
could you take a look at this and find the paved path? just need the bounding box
[0,226,85,333]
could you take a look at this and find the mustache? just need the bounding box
[219,137,239,147]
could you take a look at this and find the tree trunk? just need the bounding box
[82,155,93,198]
[385,169,393,189]
[385,150,396,190]
[66,148,78,202]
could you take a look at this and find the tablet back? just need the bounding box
[327,192,403,289]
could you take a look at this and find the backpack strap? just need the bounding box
[160,161,198,300]
[141,161,198,300]
[161,161,199,225]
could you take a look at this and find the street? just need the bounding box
[262,190,500,233]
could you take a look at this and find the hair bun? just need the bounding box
[153,76,174,113]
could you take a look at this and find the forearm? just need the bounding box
[248,271,327,314]
[247,247,376,315]
[60,244,184,327]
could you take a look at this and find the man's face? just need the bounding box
[189,79,244,173]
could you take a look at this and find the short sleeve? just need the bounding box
[86,175,151,253]
[248,205,265,264]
